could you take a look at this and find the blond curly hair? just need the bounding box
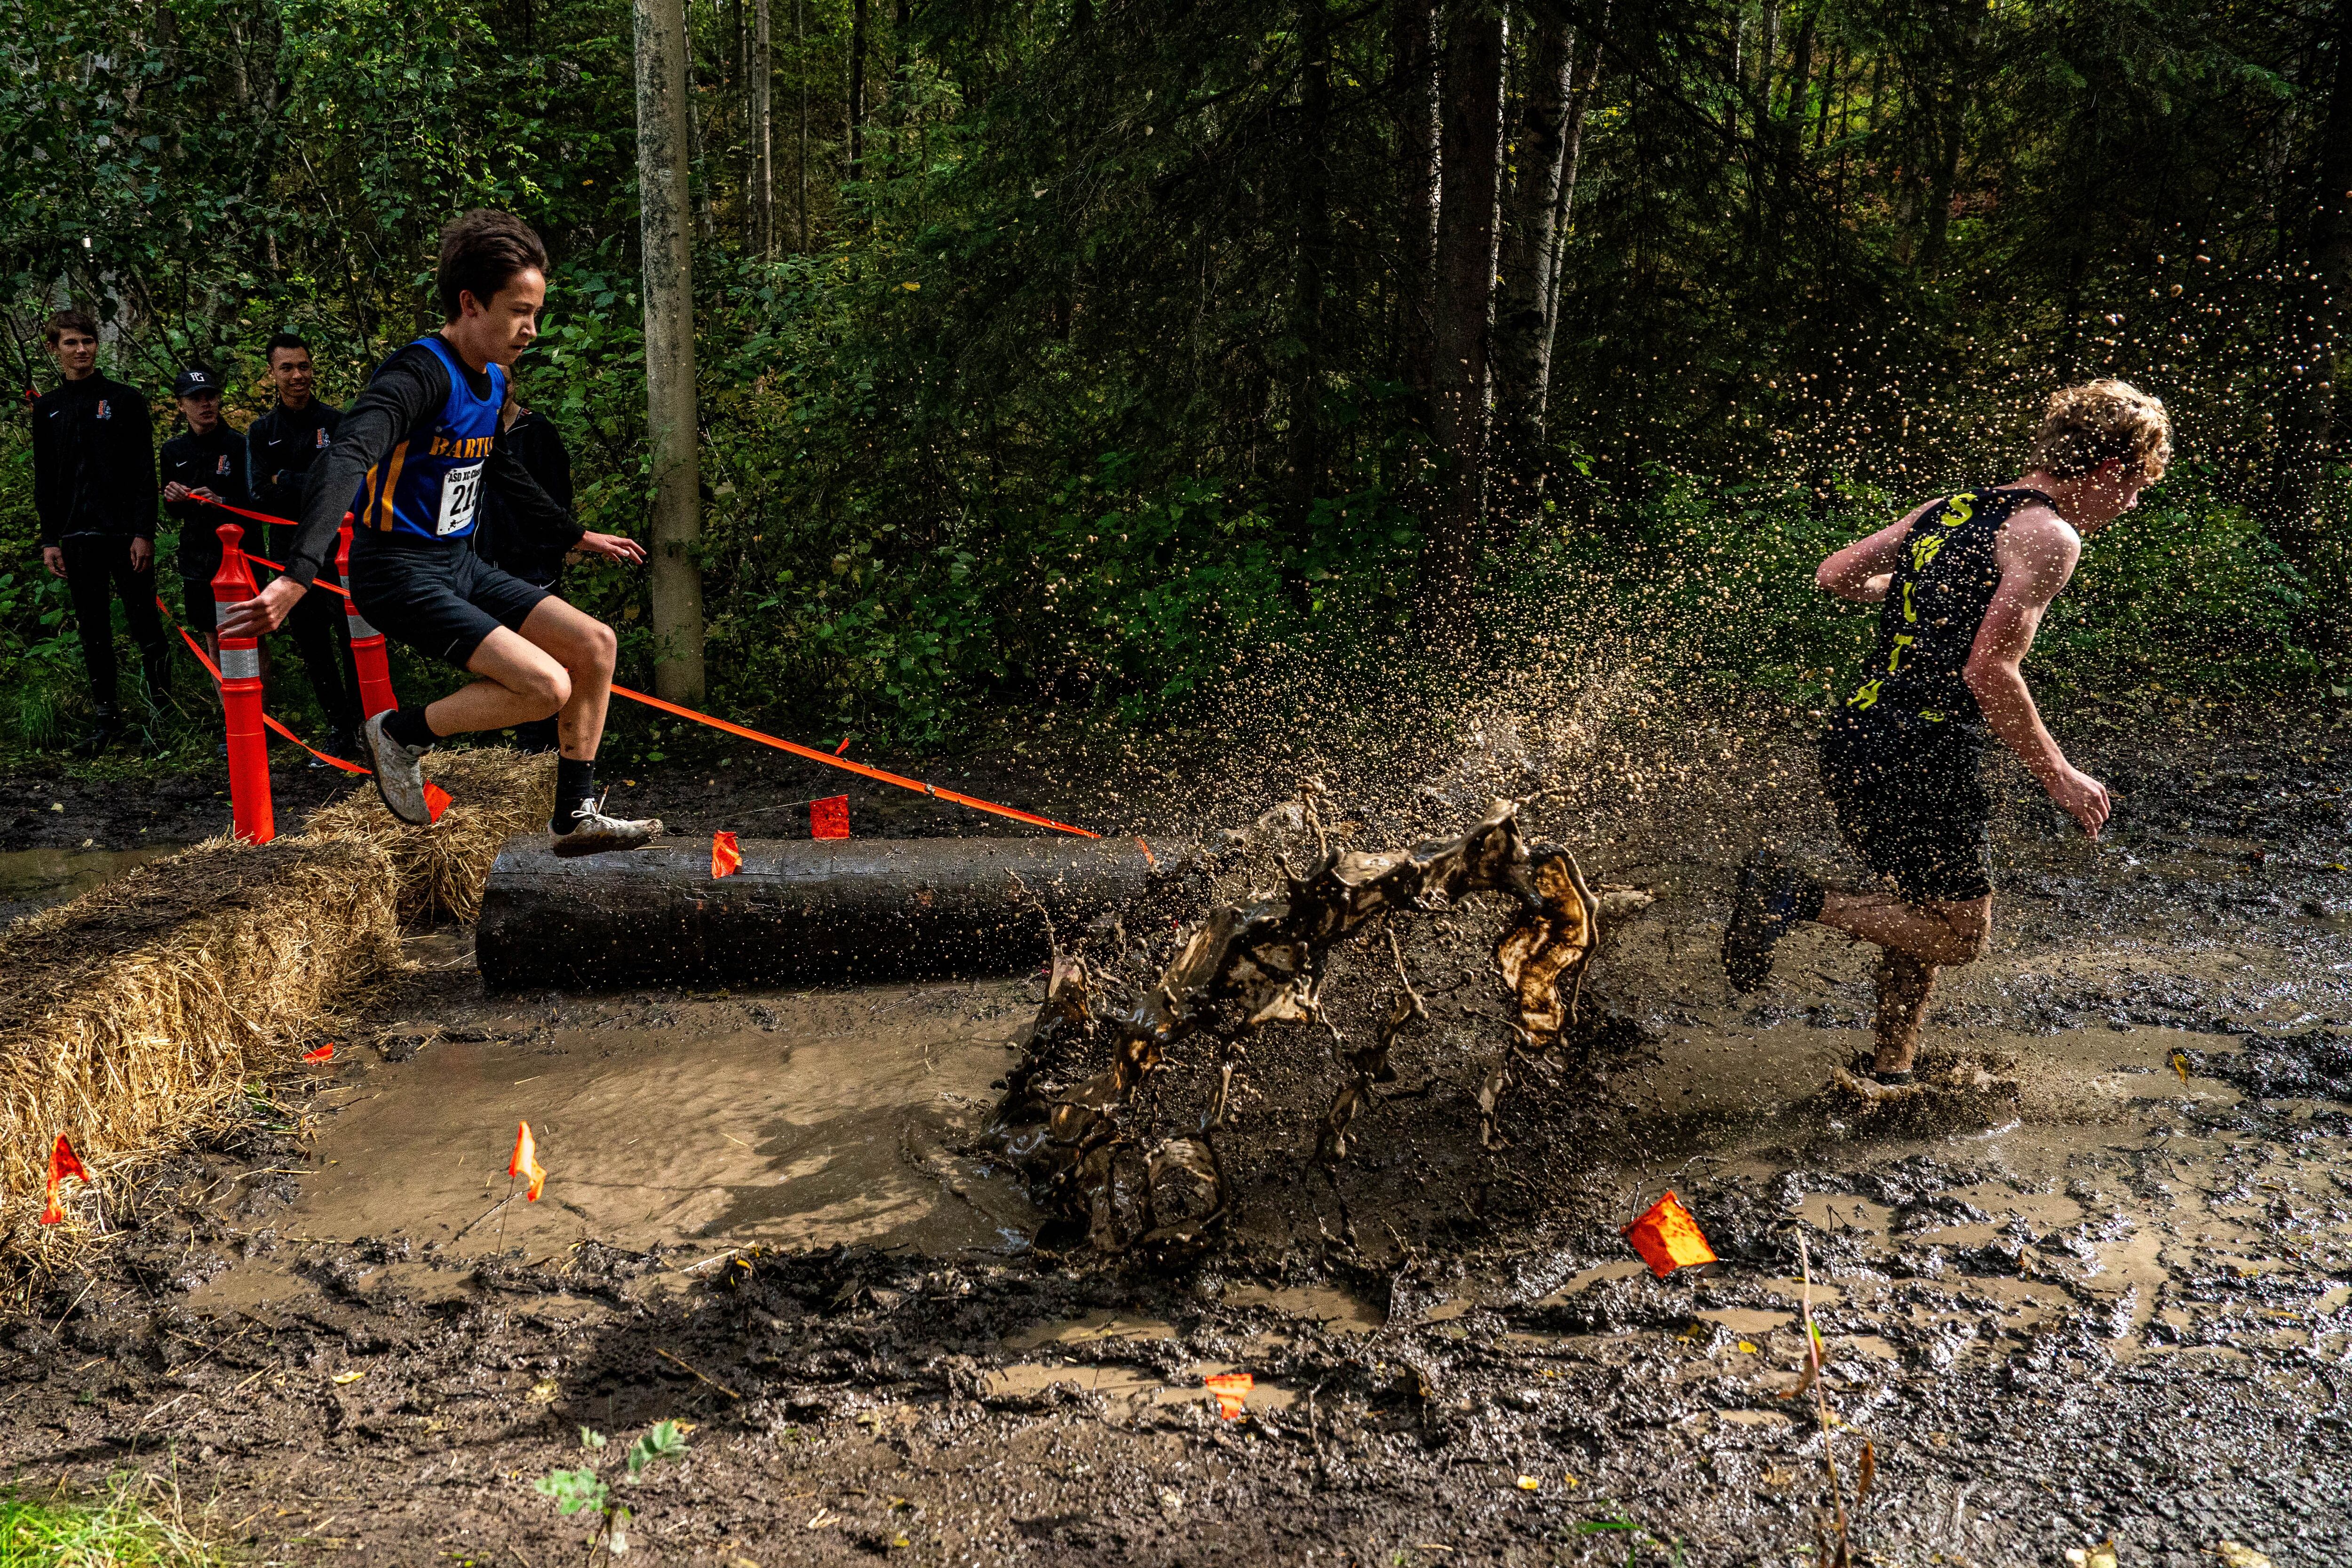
[2029,378,2173,481]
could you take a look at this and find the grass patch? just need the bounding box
[0,1472,230,1566]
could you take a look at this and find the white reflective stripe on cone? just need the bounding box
[219,647,261,681]
[346,610,380,639]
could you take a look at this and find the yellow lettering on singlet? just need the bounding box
[1848,678,1883,710]
[1938,493,1975,528]
[1911,533,1944,571]
[1901,581,1917,623]
[1887,632,1915,673]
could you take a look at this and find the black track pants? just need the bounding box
[60,535,167,709]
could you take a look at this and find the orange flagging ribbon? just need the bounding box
[40,1134,89,1226]
[608,684,1097,839]
[810,795,850,840]
[302,1043,335,1062]
[509,1121,547,1202]
[1621,1190,1718,1279]
[1203,1372,1253,1420]
[711,830,743,879]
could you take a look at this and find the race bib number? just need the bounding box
[436,462,485,536]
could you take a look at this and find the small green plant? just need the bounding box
[533,1419,690,1561]
[1564,1513,1685,1567]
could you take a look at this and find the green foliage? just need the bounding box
[0,1474,230,1567]
[0,0,2342,767]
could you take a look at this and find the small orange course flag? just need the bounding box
[509,1120,547,1202]
[711,830,743,879]
[40,1134,89,1226]
[1204,1372,1253,1420]
[1621,1190,1718,1279]
[423,780,452,824]
[302,1043,335,1063]
[810,795,850,840]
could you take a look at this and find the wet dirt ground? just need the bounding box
[3,687,2348,1567]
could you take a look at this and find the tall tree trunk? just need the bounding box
[2269,0,2352,653]
[796,0,810,246]
[1780,1,1816,185]
[1286,0,1335,561]
[1918,2,1980,274]
[1539,35,1599,420]
[1391,0,1438,415]
[634,0,708,702]
[1491,4,1574,488]
[752,0,774,256]
[1424,1,1506,606]
[848,0,870,180]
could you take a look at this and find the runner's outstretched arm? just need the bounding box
[1815,500,1936,603]
[1963,513,2108,838]
[217,359,443,636]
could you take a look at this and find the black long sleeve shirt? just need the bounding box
[159,425,252,577]
[32,374,156,546]
[287,342,583,587]
[475,408,577,588]
[246,397,342,522]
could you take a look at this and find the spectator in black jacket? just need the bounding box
[158,365,248,654]
[475,372,574,752]
[32,309,166,753]
[246,332,361,754]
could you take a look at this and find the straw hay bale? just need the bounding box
[301,748,554,923]
[0,747,551,1272]
[0,835,399,1265]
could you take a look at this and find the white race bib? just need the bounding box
[436,461,485,536]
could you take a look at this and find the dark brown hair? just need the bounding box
[44,309,98,346]
[436,210,548,321]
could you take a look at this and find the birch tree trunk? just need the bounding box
[752,0,774,257]
[1491,5,1575,484]
[634,0,707,702]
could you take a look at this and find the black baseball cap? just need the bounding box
[172,366,219,397]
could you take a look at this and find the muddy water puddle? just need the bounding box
[193,980,1044,1310]
[0,844,166,921]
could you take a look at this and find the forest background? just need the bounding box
[1,0,2347,764]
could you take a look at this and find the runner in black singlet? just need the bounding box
[1720,380,2174,1088]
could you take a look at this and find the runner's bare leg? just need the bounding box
[413,600,614,756]
[1816,890,1992,967]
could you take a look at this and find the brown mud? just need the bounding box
[3,690,2349,1566]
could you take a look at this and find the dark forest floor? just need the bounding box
[2,682,2349,1567]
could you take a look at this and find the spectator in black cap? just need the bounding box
[247,331,362,756]
[32,308,165,754]
[159,366,250,657]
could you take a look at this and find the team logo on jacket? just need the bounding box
[315,428,329,448]
[95,400,111,419]
[216,455,231,475]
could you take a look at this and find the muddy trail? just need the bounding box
[4,688,2350,1567]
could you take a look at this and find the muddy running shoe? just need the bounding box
[1848,1052,1915,1087]
[550,794,664,858]
[363,710,432,825]
[74,705,123,759]
[1721,851,1822,993]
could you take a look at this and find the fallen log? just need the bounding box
[475,835,1159,991]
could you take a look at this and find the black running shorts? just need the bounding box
[346,532,552,669]
[1818,705,1994,903]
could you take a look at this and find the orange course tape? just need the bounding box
[161,600,372,776]
[188,499,1093,837]
[609,685,1099,839]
